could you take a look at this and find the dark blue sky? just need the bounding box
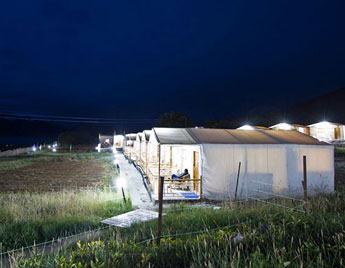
[1,0,345,122]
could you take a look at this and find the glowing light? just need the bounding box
[48,145,51,149]
[116,177,126,189]
[237,125,255,130]
[52,148,57,152]
[317,121,334,128]
[95,143,101,153]
[32,145,37,152]
[278,123,293,130]
[114,159,119,165]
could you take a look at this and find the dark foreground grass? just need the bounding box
[11,193,345,268]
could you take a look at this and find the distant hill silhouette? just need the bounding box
[284,87,345,125]
[230,87,345,127]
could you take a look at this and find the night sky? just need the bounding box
[1,0,345,122]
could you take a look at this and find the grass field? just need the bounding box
[11,194,345,268]
[2,150,345,267]
[0,150,131,255]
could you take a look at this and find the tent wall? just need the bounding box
[201,144,334,200]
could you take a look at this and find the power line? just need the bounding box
[0,112,158,122]
[0,112,158,124]
[0,116,157,124]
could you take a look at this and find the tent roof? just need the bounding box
[307,122,344,128]
[136,132,143,141]
[143,130,152,141]
[125,134,137,141]
[269,123,307,129]
[153,128,197,145]
[153,128,326,145]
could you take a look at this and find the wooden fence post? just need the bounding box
[234,162,241,201]
[303,155,308,212]
[157,144,163,245]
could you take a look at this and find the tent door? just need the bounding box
[193,151,199,191]
[335,127,341,139]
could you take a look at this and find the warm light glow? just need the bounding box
[278,123,293,130]
[317,121,334,128]
[116,177,126,189]
[52,148,57,152]
[237,125,255,130]
[48,145,51,149]
[32,145,37,152]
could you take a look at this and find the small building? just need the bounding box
[307,121,345,143]
[269,123,309,135]
[147,128,334,200]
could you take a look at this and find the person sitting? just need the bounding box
[172,169,189,180]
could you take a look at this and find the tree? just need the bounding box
[58,131,96,145]
[156,112,194,128]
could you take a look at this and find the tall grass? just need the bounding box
[0,188,131,252]
[13,194,345,267]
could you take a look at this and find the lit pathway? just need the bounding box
[114,152,154,210]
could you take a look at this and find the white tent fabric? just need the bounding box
[201,144,334,200]
[151,128,334,200]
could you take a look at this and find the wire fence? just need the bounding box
[0,200,305,257]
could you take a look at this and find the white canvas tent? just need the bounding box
[150,128,334,200]
[140,130,152,173]
[124,134,137,160]
[134,132,143,163]
[113,135,125,151]
[308,121,345,142]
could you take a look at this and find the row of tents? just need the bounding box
[119,126,334,200]
[239,121,345,143]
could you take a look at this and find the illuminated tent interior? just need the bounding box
[113,135,125,151]
[145,128,334,200]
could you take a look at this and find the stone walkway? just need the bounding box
[114,152,154,210]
